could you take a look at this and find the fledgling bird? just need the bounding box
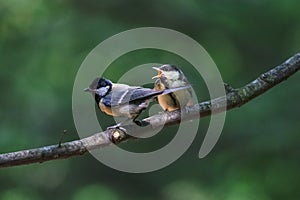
[84,77,191,127]
[153,64,193,111]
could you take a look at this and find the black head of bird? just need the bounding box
[84,77,113,103]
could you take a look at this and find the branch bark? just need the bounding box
[1,53,299,168]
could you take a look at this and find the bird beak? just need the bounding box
[84,88,95,92]
[152,67,162,79]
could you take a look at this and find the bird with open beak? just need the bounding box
[153,64,193,111]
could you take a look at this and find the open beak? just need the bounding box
[152,67,162,79]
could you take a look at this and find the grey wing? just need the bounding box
[109,87,163,107]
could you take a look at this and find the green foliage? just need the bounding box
[0,188,39,200]
[0,0,299,199]
[72,184,120,200]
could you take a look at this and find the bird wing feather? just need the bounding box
[102,87,163,107]
[101,84,191,107]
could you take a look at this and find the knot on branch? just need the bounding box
[260,72,274,84]
[108,129,128,144]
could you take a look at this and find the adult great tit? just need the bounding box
[153,64,193,111]
[85,77,191,127]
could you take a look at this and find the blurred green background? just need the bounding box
[1,0,300,199]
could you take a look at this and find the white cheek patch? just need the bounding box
[96,86,110,96]
[163,71,180,80]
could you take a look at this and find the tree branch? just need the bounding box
[1,53,299,168]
